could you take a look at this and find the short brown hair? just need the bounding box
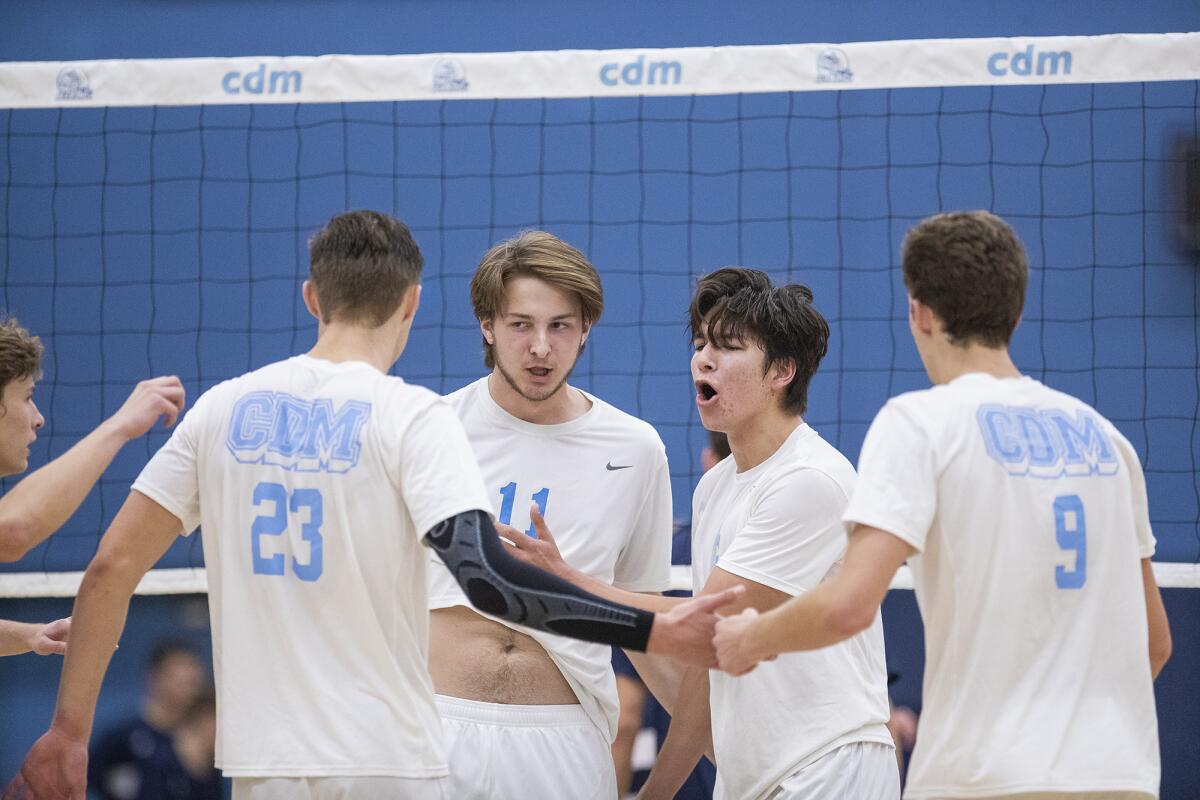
[689,268,829,416]
[0,318,43,403]
[470,231,604,368]
[902,211,1028,347]
[308,210,423,328]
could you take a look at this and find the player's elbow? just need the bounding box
[80,548,145,597]
[822,594,875,642]
[0,515,36,562]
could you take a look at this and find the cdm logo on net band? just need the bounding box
[222,63,303,95]
[987,45,1073,77]
[599,55,682,87]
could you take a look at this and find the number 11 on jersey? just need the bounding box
[498,482,550,538]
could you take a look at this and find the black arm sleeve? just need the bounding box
[425,509,655,652]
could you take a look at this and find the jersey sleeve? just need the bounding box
[131,389,211,535]
[1114,429,1156,559]
[611,443,673,592]
[716,467,850,596]
[399,398,493,542]
[842,399,937,553]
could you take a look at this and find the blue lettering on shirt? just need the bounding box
[976,404,1119,479]
[227,391,371,473]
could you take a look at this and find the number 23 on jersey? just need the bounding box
[250,481,324,581]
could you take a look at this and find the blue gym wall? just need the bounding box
[1,2,1198,797]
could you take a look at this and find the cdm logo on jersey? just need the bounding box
[977,404,1119,479]
[227,392,370,473]
[222,64,303,96]
[987,45,1072,77]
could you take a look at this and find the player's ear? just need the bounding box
[909,296,935,335]
[580,318,592,347]
[401,283,422,322]
[301,281,322,322]
[769,357,796,391]
[480,317,496,345]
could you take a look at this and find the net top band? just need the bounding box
[1,32,1198,110]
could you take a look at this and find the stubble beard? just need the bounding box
[494,351,580,404]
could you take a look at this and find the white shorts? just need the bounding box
[765,741,900,800]
[436,694,617,800]
[922,794,1154,800]
[232,775,452,800]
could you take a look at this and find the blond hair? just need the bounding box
[470,231,604,368]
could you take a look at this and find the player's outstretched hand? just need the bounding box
[106,376,186,441]
[30,617,70,656]
[714,607,767,676]
[3,727,87,800]
[646,585,745,668]
[496,505,573,581]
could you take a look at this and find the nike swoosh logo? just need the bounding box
[606,462,633,471]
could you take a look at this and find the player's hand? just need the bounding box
[496,505,573,580]
[714,607,768,676]
[29,617,70,656]
[3,726,88,800]
[646,585,745,668]
[105,376,186,441]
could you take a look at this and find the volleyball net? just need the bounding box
[0,32,1197,596]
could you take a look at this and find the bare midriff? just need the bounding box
[428,605,579,705]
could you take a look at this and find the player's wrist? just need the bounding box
[48,715,90,744]
[744,611,775,664]
[96,414,136,444]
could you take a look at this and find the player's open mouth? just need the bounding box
[528,367,552,379]
[696,380,718,404]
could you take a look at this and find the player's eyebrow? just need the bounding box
[502,312,577,322]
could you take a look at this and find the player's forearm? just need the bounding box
[0,420,128,562]
[0,619,39,656]
[428,510,656,650]
[637,667,714,800]
[563,571,683,614]
[748,582,867,657]
[50,555,140,740]
[623,648,686,715]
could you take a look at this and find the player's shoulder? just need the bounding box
[765,426,855,500]
[582,390,667,450]
[440,376,490,420]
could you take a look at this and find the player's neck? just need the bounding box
[487,371,590,425]
[727,410,801,473]
[307,323,407,373]
[926,340,1021,385]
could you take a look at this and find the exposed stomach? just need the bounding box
[428,605,579,705]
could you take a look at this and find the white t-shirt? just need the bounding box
[133,355,492,778]
[844,373,1159,799]
[692,423,894,800]
[426,377,673,741]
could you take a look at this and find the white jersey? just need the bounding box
[844,373,1159,799]
[426,377,673,741]
[134,355,492,778]
[692,424,894,800]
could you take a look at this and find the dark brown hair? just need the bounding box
[470,231,604,369]
[0,317,43,409]
[689,268,829,416]
[308,210,424,328]
[902,210,1028,347]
